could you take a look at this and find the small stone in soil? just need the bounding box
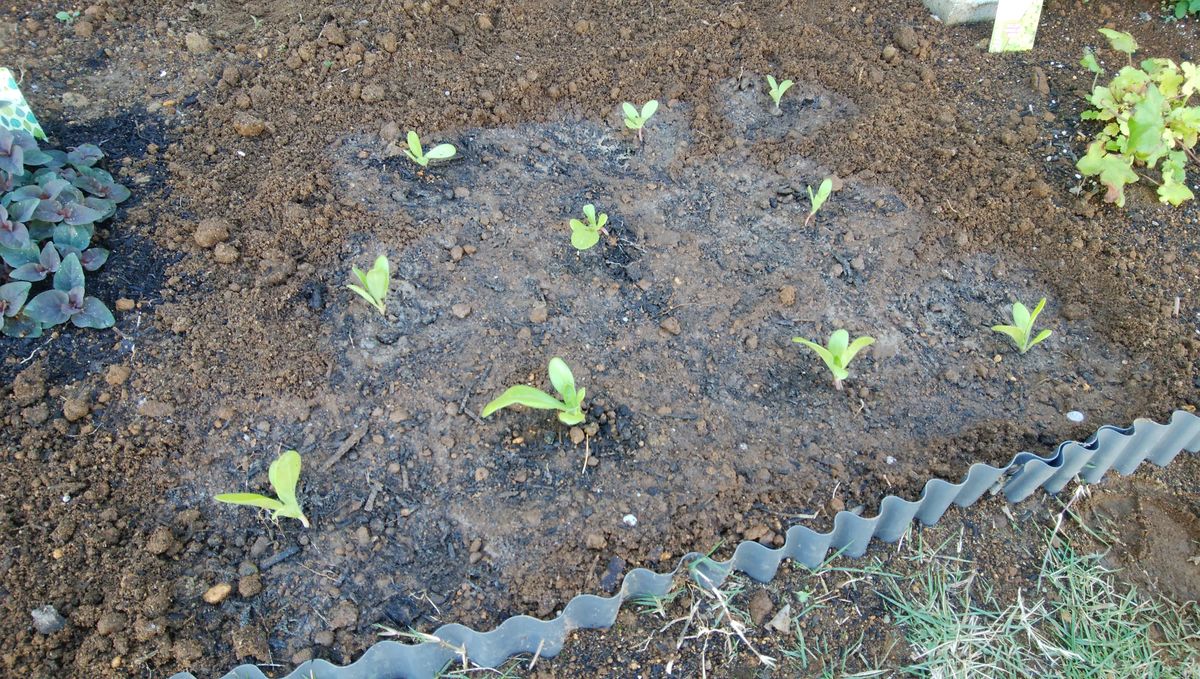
[569,427,585,445]
[31,605,66,634]
[203,583,233,605]
[779,285,797,307]
[115,298,135,311]
[529,304,548,323]
[451,303,472,319]
[749,590,773,626]
[585,533,607,550]
[659,317,682,335]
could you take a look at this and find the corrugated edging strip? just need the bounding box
[173,410,1200,679]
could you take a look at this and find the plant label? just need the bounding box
[0,68,47,140]
[989,0,1044,52]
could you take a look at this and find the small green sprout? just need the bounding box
[765,75,794,113]
[403,130,457,167]
[55,10,80,24]
[991,297,1052,354]
[792,329,875,391]
[622,100,659,143]
[346,254,390,315]
[481,357,586,425]
[569,204,608,251]
[806,177,833,226]
[215,450,310,528]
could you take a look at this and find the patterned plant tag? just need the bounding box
[0,68,48,140]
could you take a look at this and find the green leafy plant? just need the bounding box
[346,254,389,315]
[792,329,874,391]
[991,297,1052,354]
[1,129,126,337]
[569,203,608,251]
[1171,0,1200,19]
[765,75,794,113]
[54,10,80,24]
[480,357,586,425]
[215,449,310,528]
[622,100,659,143]
[806,177,833,225]
[403,130,456,168]
[1075,29,1199,207]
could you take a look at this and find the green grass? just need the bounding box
[877,533,1200,678]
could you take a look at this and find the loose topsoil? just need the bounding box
[1,0,1198,677]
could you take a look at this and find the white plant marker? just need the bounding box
[989,0,1044,52]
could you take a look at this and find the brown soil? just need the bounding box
[1,0,1197,677]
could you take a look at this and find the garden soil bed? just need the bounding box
[1,0,1198,677]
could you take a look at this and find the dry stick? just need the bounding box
[528,638,545,671]
[580,435,590,474]
[322,427,367,471]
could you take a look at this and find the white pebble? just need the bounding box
[622,514,638,527]
[1066,410,1085,423]
[885,456,896,465]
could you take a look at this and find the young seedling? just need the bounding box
[806,177,833,226]
[55,10,80,24]
[214,449,311,528]
[346,255,390,315]
[569,203,608,251]
[622,100,659,143]
[765,75,794,114]
[992,297,1052,354]
[403,130,456,168]
[480,357,586,425]
[792,329,874,391]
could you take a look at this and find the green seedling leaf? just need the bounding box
[1080,47,1102,75]
[402,130,454,167]
[425,143,457,161]
[568,203,608,251]
[215,449,310,527]
[766,74,795,109]
[622,100,659,141]
[346,254,389,315]
[793,329,874,390]
[805,177,834,225]
[992,297,1053,354]
[481,357,587,425]
[1098,28,1137,57]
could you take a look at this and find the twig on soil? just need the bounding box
[528,638,545,671]
[322,427,367,470]
[18,337,54,364]
[581,435,590,474]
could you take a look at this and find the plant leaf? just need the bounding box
[766,75,778,90]
[406,130,423,159]
[991,324,1026,350]
[1098,28,1137,56]
[480,385,565,417]
[547,357,576,404]
[269,450,303,511]
[54,253,85,293]
[0,281,31,317]
[828,329,849,358]
[1028,297,1046,326]
[23,289,72,326]
[1075,141,1138,206]
[214,493,286,512]
[793,336,840,378]
[365,255,390,300]
[558,407,585,426]
[571,228,600,250]
[641,100,659,120]
[842,336,875,366]
[346,284,382,312]
[425,143,456,161]
[622,102,639,120]
[582,204,596,224]
[71,297,114,328]
[1027,329,1052,351]
[1080,47,1102,75]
